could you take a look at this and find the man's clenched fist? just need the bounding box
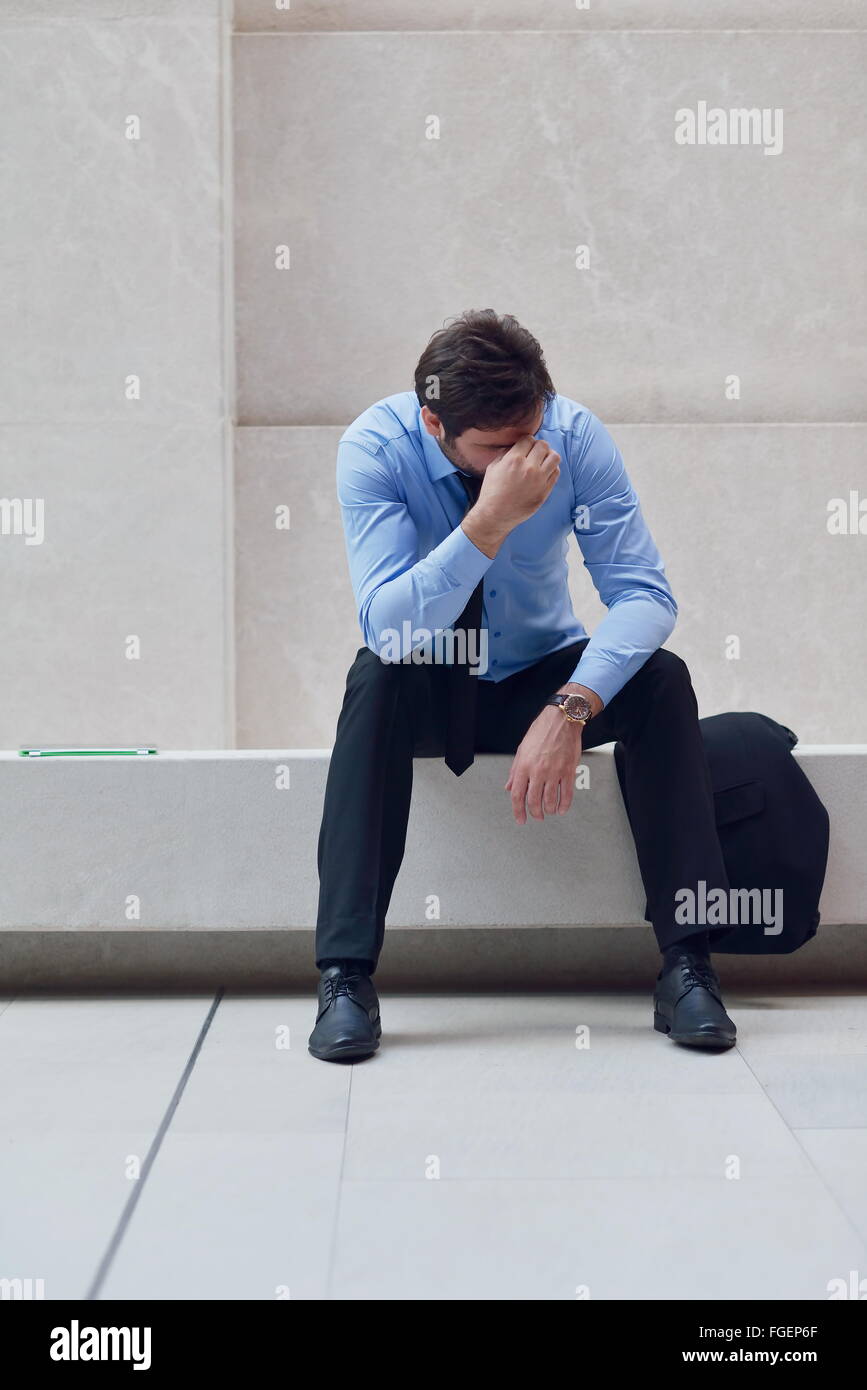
[461,434,560,558]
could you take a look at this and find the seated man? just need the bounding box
[310,308,734,1061]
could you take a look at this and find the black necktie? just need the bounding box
[444,471,484,776]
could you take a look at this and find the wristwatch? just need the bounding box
[545,692,594,725]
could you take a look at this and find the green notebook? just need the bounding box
[19,747,158,757]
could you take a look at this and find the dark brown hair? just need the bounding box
[414,309,555,440]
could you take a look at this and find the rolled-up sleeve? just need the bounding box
[567,414,678,706]
[337,438,493,660]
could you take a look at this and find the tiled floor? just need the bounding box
[1,990,866,1300]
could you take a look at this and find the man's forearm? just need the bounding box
[362,507,512,660]
[564,592,677,710]
[361,522,493,659]
[460,504,511,560]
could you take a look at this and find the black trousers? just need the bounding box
[315,639,730,970]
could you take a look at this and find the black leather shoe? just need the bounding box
[653,951,736,1049]
[308,963,382,1062]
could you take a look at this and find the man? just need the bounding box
[309,309,735,1062]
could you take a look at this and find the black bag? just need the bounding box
[613,712,830,955]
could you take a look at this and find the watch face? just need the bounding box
[563,693,591,722]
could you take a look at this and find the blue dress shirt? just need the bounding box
[335,391,677,708]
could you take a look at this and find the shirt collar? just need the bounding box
[418,413,462,483]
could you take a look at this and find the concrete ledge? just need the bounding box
[2,927,867,992]
[0,746,864,933]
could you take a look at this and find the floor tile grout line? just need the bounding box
[324,1066,354,1301]
[83,988,225,1302]
[735,1045,867,1260]
[790,1123,867,1131]
[310,1175,864,1187]
[242,30,867,37]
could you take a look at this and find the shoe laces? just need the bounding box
[680,957,718,993]
[323,967,362,1005]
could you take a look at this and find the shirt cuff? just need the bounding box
[566,653,625,710]
[434,522,495,590]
